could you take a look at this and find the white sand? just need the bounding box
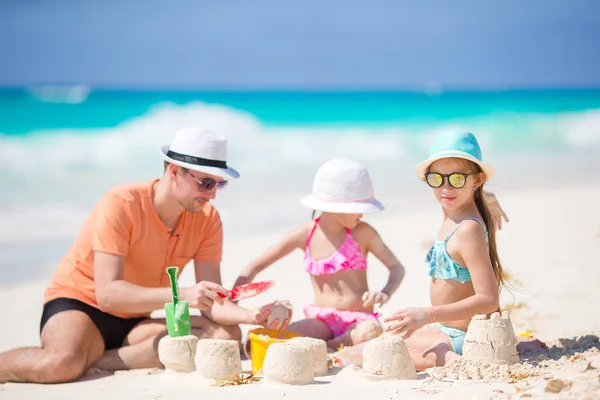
[1,184,600,398]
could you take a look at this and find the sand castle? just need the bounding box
[462,311,519,365]
[362,334,417,380]
[194,339,242,379]
[287,337,329,376]
[157,334,199,372]
[262,342,314,385]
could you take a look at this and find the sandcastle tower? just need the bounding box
[287,337,329,376]
[462,311,519,365]
[194,339,242,379]
[263,342,314,385]
[158,334,199,372]
[363,334,417,380]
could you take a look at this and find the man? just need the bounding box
[0,128,282,384]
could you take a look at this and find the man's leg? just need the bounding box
[91,316,241,371]
[0,310,105,383]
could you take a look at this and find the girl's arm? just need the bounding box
[364,224,406,300]
[233,225,308,287]
[384,220,498,337]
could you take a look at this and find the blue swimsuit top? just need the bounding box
[426,218,489,283]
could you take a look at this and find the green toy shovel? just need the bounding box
[165,266,191,337]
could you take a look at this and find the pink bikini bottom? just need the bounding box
[304,304,380,337]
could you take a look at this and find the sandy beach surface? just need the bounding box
[1,183,599,399]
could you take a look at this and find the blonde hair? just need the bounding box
[471,164,510,291]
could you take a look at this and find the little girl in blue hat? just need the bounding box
[383,131,546,370]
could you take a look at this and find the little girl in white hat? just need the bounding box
[235,158,406,350]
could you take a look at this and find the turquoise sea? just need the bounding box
[1,87,600,284]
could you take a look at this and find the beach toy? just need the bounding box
[158,334,199,372]
[263,342,314,385]
[287,337,329,376]
[165,266,191,337]
[247,328,300,374]
[518,329,535,338]
[217,280,275,301]
[462,311,519,365]
[363,334,417,380]
[195,339,242,379]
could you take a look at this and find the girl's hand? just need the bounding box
[383,307,431,339]
[362,291,390,307]
[250,303,291,331]
[483,191,509,230]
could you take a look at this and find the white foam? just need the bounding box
[2,103,600,245]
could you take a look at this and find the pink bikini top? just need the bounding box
[303,218,368,276]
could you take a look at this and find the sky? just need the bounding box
[1,0,599,89]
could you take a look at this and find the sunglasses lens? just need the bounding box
[216,180,228,190]
[426,173,443,188]
[449,174,466,188]
[199,178,217,191]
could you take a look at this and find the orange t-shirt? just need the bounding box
[44,179,223,319]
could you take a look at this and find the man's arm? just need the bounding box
[94,251,174,314]
[194,261,257,326]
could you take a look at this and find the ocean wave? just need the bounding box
[1,102,599,243]
[2,101,599,177]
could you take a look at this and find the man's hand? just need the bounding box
[180,281,229,311]
[483,190,509,230]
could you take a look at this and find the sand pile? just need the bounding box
[362,334,417,380]
[194,339,242,379]
[431,334,600,397]
[263,342,314,385]
[431,357,543,382]
[157,335,198,372]
[287,337,329,376]
[462,311,519,365]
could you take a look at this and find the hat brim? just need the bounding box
[300,194,384,214]
[160,146,240,180]
[414,150,495,182]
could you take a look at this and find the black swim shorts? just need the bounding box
[40,298,146,350]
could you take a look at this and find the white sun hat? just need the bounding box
[160,127,240,179]
[301,158,384,214]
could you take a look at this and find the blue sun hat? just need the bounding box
[414,131,495,181]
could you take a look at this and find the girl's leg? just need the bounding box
[287,318,333,341]
[404,328,460,371]
[326,320,383,350]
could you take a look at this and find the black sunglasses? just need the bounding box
[187,172,228,192]
[425,172,473,189]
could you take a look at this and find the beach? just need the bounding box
[1,181,599,399]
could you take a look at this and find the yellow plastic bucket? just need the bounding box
[247,328,300,374]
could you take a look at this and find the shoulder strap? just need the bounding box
[444,217,489,244]
[305,218,320,249]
